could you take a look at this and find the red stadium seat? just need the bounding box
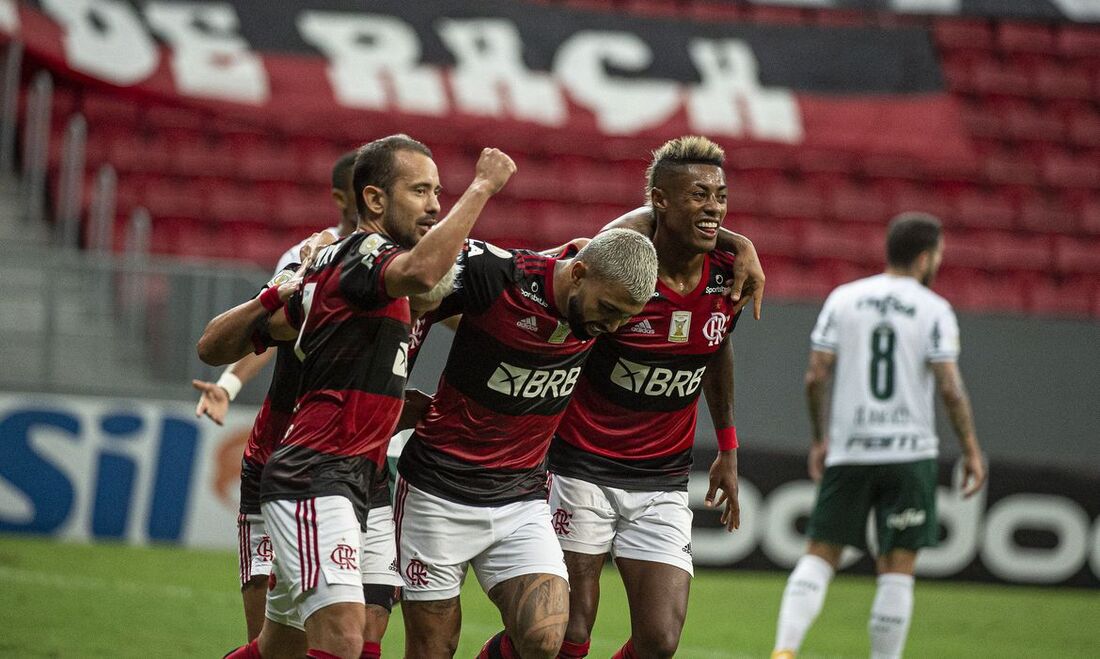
[1078,195,1100,234]
[996,23,1056,54]
[1018,195,1079,234]
[1028,276,1097,317]
[1055,25,1100,59]
[1054,236,1100,274]
[141,175,207,221]
[890,185,954,222]
[802,223,883,264]
[933,19,995,51]
[970,59,1032,97]
[1067,108,1100,147]
[829,184,892,224]
[763,180,827,220]
[952,188,1018,229]
[1031,63,1094,100]
[1041,152,1100,189]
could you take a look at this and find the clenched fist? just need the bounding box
[473,147,516,194]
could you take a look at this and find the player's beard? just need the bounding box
[382,206,420,249]
[566,294,593,341]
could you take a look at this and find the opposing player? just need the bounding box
[394,229,658,659]
[771,213,985,659]
[544,136,742,659]
[192,152,360,644]
[202,134,516,659]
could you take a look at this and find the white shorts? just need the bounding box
[261,496,365,627]
[238,513,274,587]
[393,474,568,601]
[361,505,403,588]
[548,474,694,576]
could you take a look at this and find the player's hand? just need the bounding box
[808,440,828,482]
[960,450,986,498]
[192,379,229,425]
[473,148,516,194]
[705,450,740,531]
[299,231,336,267]
[396,388,433,432]
[727,241,765,320]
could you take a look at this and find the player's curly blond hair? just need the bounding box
[644,135,725,201]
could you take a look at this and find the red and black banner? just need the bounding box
[753,0,1099,24]
[10,0,971,160]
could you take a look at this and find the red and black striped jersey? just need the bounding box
[260,232,410,523]
[550,251,740,491]
[398,240,593,506]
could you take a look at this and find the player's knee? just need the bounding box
[636,626,682,659]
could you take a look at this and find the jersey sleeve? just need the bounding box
[435,239,518,317]
[810,290,841,353]
[926,304,961,362]
[337,232,406,310]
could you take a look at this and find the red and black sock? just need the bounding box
[558,638,591,658]
[223,639,262,659]
[612,639,638,659]
[477,631,518,659]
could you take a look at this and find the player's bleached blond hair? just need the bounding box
[575,228,658,305]
[644,135,725,201]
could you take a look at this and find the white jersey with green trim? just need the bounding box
[810,273,960,466]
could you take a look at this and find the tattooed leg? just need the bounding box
[403,596,462,659]
[488,573,569,659]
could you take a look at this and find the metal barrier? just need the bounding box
[0,244,270,402]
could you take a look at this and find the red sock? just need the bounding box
[223,639,262,659]
[558,638,591,658]
[360,641,382,659]
[612,639,637,659]
[306,651,343,659]
[477,631,518,659]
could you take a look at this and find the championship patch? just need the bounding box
[548,320,571,344]
[668,311,691,343]
[359,234,388,267]
[265,270,294,289]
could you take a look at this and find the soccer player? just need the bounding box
[545,136,744,659]
[192,152,363,644]
[394,229,659,659]
[202,134,516,659]
[771,213,986,659]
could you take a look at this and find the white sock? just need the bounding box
[773,554,834,653]
[869,572,915,659]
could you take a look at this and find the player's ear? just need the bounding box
[362,185,386,217]
[331,188,348,211]
[650,186,668,212]
[570,260,588,287]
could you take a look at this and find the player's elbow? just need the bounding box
[197,328,235,367]
[939,385,966,408]
[804,368,827,392]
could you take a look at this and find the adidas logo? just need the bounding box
[629,319,655,334]
[516,315,539,333]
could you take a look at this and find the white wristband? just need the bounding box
[215,372,243,402]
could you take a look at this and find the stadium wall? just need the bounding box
[2,390,1097,588]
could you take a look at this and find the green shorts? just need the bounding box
[806,459,939,555]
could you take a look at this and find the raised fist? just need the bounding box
[473,147,516,194]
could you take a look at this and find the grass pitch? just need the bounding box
[0,535,1095,658]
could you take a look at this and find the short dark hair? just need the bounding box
[645,135,725,201]
[352,134,432,219]
[886,212,942,267]
[331,151,357,191]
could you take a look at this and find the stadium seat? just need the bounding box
[1055,25,1100,59]
[1066,108,1100,147]
[1027,276,1097,317]
[1077,195,1100,234]
[829,183,892,224]
[932,19,995,52]
[1054,236,1100,275]
[763,180,827,220]
[1031,63,1093,100]
[952,188,1018,229]
[970,59,1032,97]
[1019,195,1079,234]
[996,23,1056,54]
[802,223,883,264]
[1041,152,1100,189]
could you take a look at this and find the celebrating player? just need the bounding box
[545,136,744,659]
[771,213,986,659]
[394,229,659,659]
[203,134,516,659]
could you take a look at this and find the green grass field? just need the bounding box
[0,535,1095,658]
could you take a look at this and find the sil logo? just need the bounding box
[405,559,430,586]
[330,543,358,570]
[552,508,573,536]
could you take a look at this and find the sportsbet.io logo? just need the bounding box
[610,357,705,398]
[486,362,582,399]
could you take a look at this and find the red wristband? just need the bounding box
[716,427,739,451]
[258,285,284,313]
